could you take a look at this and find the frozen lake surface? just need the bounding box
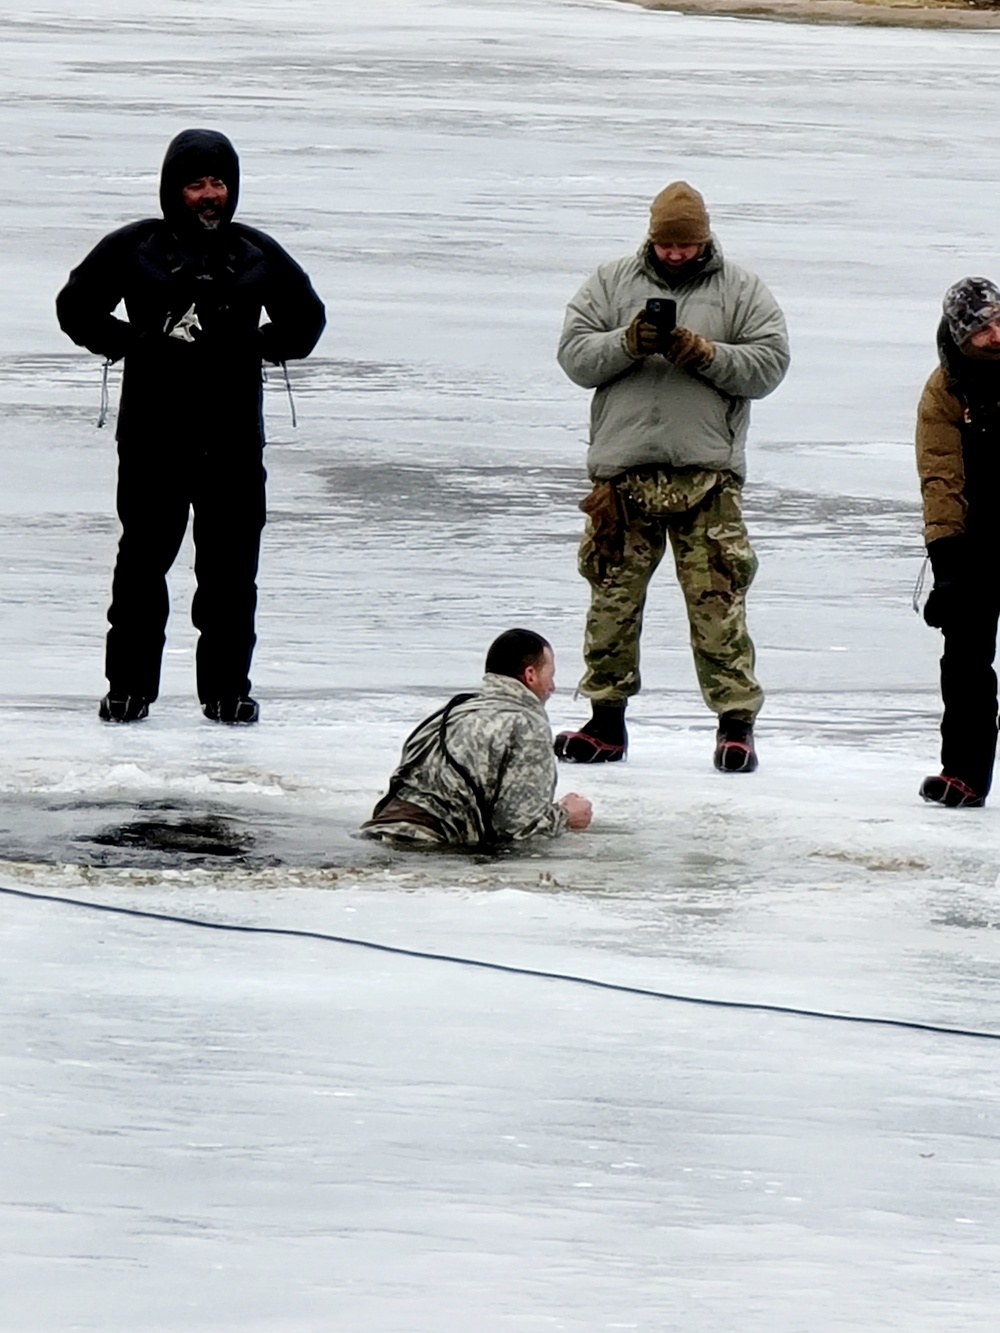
[2,1,1000,1328]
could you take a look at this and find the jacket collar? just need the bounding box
[638,234,723,290]
[480,672,547,715]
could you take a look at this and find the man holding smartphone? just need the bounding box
[555,181,789,771]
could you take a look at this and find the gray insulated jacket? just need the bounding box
[389,673,569,846]
[557,239,789,481]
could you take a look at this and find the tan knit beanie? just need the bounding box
[649,181,710,246]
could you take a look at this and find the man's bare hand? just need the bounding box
[560,792,593,830]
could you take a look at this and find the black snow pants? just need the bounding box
[106,445,266,704]
[939,594,1000,797]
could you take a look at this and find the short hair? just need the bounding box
[485,628,550,680]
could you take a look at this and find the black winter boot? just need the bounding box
[203,697,260,725]
[714,712,758,773]
[919,773,985,808]
[99,693,149,723]
[555,702,627,763]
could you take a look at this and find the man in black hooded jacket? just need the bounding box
[56,128,326,724]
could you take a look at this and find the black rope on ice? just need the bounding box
[2,882,998,1044]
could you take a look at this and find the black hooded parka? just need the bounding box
[55,130,326,708]
[57,128,325,449]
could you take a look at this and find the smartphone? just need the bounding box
[644,297,677,334]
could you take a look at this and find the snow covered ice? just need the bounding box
[2,1,1000,1328]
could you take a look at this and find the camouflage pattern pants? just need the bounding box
[578,472,763,718]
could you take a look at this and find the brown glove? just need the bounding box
[579,480,624,563]
[624,311,661,359]
[663,326,715,371]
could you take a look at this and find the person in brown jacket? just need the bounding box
[915,276,1000,807]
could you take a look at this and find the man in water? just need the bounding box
[362,628,592,847]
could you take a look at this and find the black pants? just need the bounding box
[939,597,1000,796]
[106,447,266,703]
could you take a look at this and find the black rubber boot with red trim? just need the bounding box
[554,702,627,763]
[919,774,985,808]
[713,712,758,773]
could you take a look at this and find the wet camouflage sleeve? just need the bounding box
[391,687,569,845]
[488,714,569,841]
[441,707,568,843]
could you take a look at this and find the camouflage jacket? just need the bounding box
[557,237,789,482]
[379,673,569,846]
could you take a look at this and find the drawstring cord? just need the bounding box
[281,361,297,428]
[97,358,111,429]
[262,362,299,429]
[912,554,929,614]
[98,356,299,432]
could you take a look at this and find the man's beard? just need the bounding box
[965,341,1000,362]
[647,242,710,288]
[193,205,223,231]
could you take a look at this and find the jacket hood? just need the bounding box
[639,235,722,290]
[937,317,963,378]
[937,316,1000,397]
[159,128,240,233]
